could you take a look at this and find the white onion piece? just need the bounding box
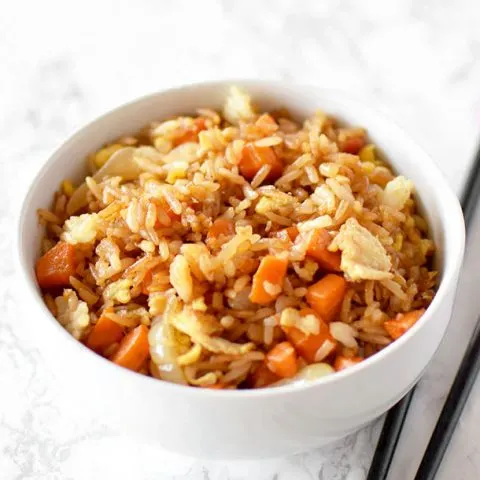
[67,147,141,215]
[148,318,187,385]
[314,339,337,362]
[273,363,335,387]
[329,322,358,349]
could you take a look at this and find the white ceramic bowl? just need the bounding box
[16,81,465,459]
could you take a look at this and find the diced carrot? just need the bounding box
[265,341,298,378]
[306,229,341,272]
[286,225,299,242]
[86,308,124,354]
[206,218,235,242]
[384,309,425,340]
[173,117,207,146]
[334,356,363,371]
[110,324,150,372]
[239,143,283,182]
[249,255,288,305]
[36,241,77,288]
[306,274,346,322]
[283,310,337,363]
[250,362,280,388]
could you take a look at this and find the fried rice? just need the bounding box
[35,86,437,389]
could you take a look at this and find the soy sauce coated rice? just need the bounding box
[35,87,437,389]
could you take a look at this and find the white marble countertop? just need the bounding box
[2,1,480,478]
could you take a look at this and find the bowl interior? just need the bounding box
[17,80,464,392]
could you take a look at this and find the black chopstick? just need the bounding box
[413,139,480,477]
[367,142,480,480]
[414,318,480,479]
[366,391,414,480]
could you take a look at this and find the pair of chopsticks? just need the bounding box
[367,145,480,480]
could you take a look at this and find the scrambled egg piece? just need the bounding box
[171,307,221,337]
[329,218,393,281]
[255,190,296,215]
[148,292,167,316]
[93,238,123,283]
[382,176,414,210]
[62,213,100,244]
[103,279,133,304]
[55,289,90,339]
[171,307,254,355]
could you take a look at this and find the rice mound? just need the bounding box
[36,86,437,389]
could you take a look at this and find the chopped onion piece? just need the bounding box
[148,318,187,385]
[67,147,140,215]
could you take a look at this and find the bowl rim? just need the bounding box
[15,79,465,399]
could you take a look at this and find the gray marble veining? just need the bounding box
[2,1,480,478]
